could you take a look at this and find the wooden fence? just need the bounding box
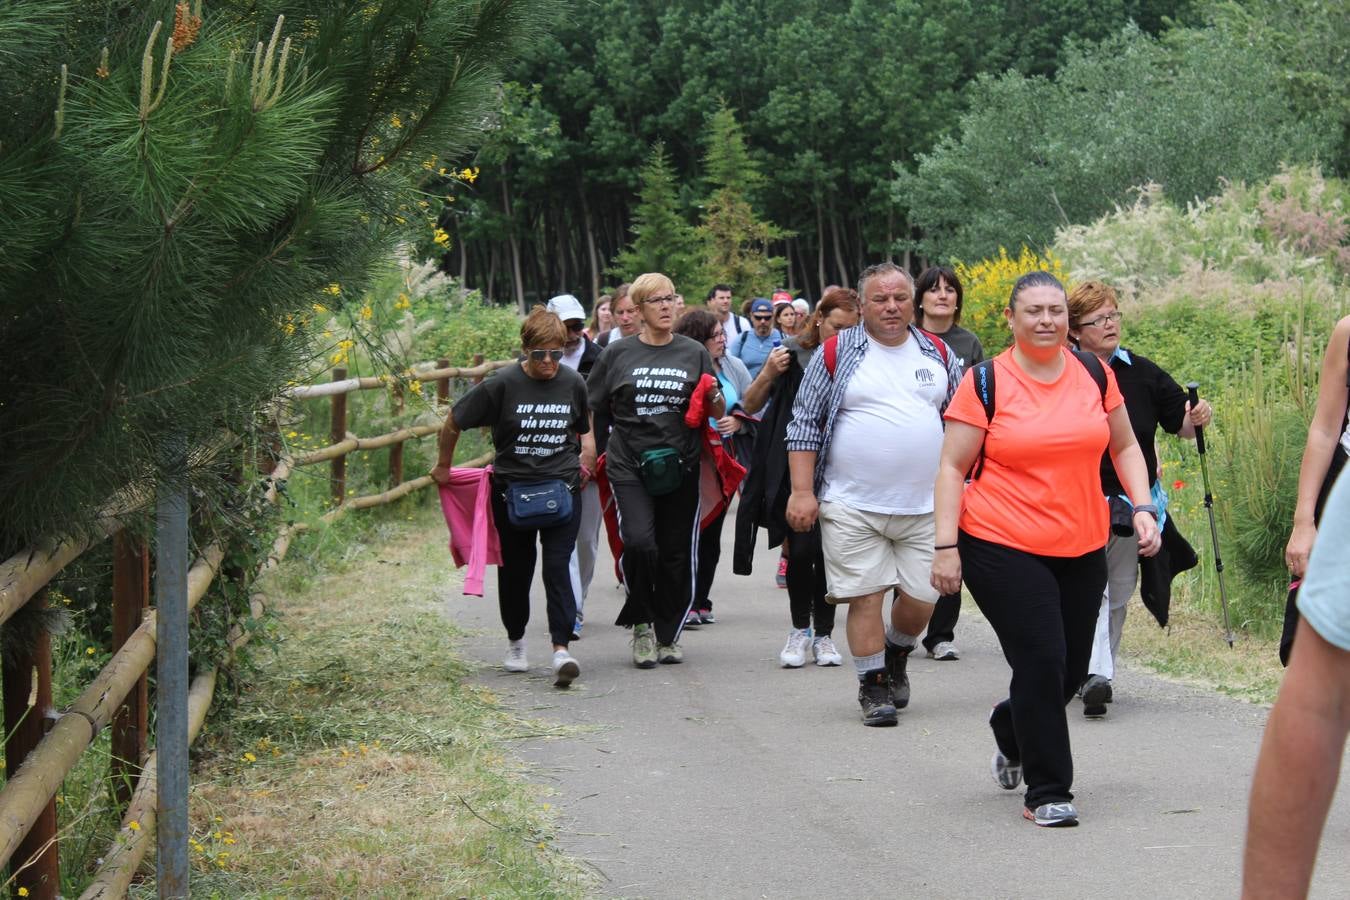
[0,354,510,898]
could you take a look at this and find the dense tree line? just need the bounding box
[441,0,1347,307]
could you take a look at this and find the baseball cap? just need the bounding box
[749,297,774,315]
[771,290,793,305]
[546,293,586,323]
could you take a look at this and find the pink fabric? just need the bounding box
[436,466,502,596]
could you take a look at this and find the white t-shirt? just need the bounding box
[722,313,752,337]
[821,332,948,514]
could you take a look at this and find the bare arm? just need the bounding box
[785,450,818,532]
[579,425,597,483]
[429,412,462,484]
[740,347,789,415]
[1287,316,1350,576]
[1107,403,1161,556]
[1242,618,1350,899]
[931,421,984,595]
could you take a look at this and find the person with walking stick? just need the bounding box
[1067,281,1212,717]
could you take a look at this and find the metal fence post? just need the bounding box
[111,531,150,811]
[2,589,59,899]
[155,439,190,898]
[330,367,348,506]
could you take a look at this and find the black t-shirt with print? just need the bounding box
[587,334,714,483]
[451,363,590,483]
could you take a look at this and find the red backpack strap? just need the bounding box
[916,327,949,365]
[823,334,839,378]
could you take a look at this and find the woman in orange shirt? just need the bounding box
[930,271,1159,828]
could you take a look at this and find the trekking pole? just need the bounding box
[1187,382,1235,647]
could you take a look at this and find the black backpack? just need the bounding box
[969,350,1108,479]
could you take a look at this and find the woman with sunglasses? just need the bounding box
[588,273,723,667]
[431,307,596,687]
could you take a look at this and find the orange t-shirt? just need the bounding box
[943,347,1124,557]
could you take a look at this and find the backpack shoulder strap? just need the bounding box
[1072,349,1108,406]
[823,334,839,378]
[916,327,949,365]
[970,359,996,479]
[737,330,750,354]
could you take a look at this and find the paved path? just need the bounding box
[442,504,1350,899]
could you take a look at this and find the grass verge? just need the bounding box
[137,498,594,898]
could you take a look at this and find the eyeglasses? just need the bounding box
[527,349,564,362]
[642,295,677,307]
[751,314,773,321]
[565,320,586,331]
[711,330,726,340]
[1078,311,1122,329]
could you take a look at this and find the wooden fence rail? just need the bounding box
[0,353,504,896]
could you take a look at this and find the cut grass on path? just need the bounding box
[149,501,594,898]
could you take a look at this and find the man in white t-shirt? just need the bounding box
[706,283,750,338]
[784,262,963,726]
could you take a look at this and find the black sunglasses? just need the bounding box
[527,349,564,362]
[752,313,773,321]
[565,320,586,331]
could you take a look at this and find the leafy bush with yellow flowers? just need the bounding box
[953,246,1073,353]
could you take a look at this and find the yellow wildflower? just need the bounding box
[394,292,412,310]
[389,113,402,129]
[312,303,327,314]
[421,158,437,171]
[460,166,480,183]
[128,820,141,831]
[324,283,342,296]
[360,305,373,320]
[20,887,30,896]
[287,430,298,438]
[408,379,423,396]
[242,751,257,763]
[86,647,95,656]
[433,228,450,246]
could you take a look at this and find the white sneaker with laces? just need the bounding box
[928,641,960,661]
[780,628,811,668]
[812,635,843,666]
[503,640,528,673]
[551,649,580,687]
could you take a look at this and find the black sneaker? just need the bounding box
[885,643,912,710]
[857,669,897,727]
[1082,675,1111,718]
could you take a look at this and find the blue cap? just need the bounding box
[749,298,773,315]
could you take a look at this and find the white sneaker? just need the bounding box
[812,635,843,666]
[928,641,960,661]
[503,640,528,672]
[551,650,580,687]
[780,629,811,668]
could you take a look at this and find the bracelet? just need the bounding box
[934,543,958,551]
[1133,504,1159,520]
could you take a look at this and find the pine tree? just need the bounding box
[697,103,788,301]
[610,142,704,291]
[0,0,557,551]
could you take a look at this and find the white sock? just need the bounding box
[853,651,885,679]
[885,624,918,650]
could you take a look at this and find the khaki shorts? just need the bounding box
[818,500,939,604]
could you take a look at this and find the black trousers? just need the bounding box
[959,530,1106,809]
[694,505,727,612]
[491,487,582,648]
[785,526,835,636]
[611,471,701,645]
[923,592,961,651]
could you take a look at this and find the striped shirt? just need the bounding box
[785,323,964,495]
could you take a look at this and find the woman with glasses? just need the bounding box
[1066,281,1212,717]
[430,307,596,687]
[673,309,756,627]
[588,273,723,667]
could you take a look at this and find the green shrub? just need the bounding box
[414,290,523,366]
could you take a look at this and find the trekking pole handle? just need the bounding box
[1187,382,1206,455]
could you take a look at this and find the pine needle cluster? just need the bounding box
[0,0,557,552]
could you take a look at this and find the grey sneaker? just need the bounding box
[551,650,580,687]
[631,624,658,669]
[812,635,843,666]
[927,641,960,661]
[503,640,528,673]
[885,642,912,709]
[991,750,1023,790]
[1023,802,1079,827]
[656,642,683,664]
[779,628,810,667]
[857,669,898,726]
[1082,675,1111,718]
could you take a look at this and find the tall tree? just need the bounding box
[698,103,787,300]
[610,142,704,290]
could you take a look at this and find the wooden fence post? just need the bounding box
[436,357,450,405]
[259,413,281,477]
[111,532,150,812]
[388,382,405,488]
[472,352,486,385]
[331,367,347,505]
[3,589,59,899]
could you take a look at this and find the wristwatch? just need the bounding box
[1133,503,1159,520]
